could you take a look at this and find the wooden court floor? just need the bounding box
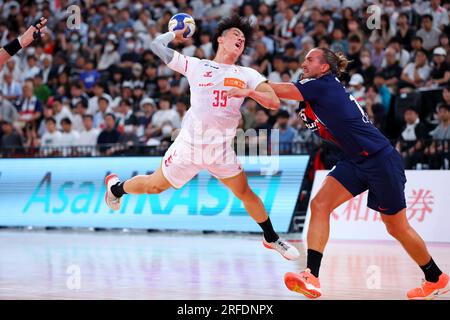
[0,230,449,300]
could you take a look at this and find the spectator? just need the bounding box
[137,97,156,138]
[424,103,450,169]
[175,97,189,123]
[409,36,425,63]
[358,49,376,86]
[396,107,428,169]
[87,82,112,115]
[0,72,22,102]
[79,60,100,92]
[400,48,431,92]
[395,13,416,51]
[52,98,73,130]
[22,55,40,81]
[1,120,22,154]
[94,96,112,129]
[427,47,450,87]
[0,93,18,124]
[425,0,449,31]
[59,117,80,154]
[381,48,403,92]
[346,34,363,74]
[33,73,51,104]
[78,114,101,155]
[97,113,121,155]
[416,14,441,51]
[40,117,62,155]
[267,55,287,83]
[241,99,258,131]
[385,37,411,68]
[146,96,180,143]
[273,110,296,154]
[115,98,137,132]
[370,38,385,71]
[16,81,42,126]
[98,39,120,71]
[348,73,366,108]
[70,81,89,110]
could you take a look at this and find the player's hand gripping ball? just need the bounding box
[168,13,196,39]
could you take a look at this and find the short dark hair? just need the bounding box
[412,36,423,43]
[437,103,449,112]
[212,15,254,53]
[422,14,433,21]
[82,114,94,121]
[46,117,56,125]
[277,110,290,119]
[61,117,72,125]
[105,113,116,121]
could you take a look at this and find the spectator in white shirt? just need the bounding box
[426,0,449,31]
[59,117,80,155]
[400,49,432,92]
[87,82,112,115]
[77,114,100,155]
[94,96,112,129]
[22,55,41,81]
[0,72,22,102]
[40,117,62,155]
[146,96,180,144]
[52,98,73,130]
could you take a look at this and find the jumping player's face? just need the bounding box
[218,28,246,58]
[301,49,328,78]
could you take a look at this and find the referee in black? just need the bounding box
[0,17,47,67]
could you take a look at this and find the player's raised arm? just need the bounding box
[267,82,304,101]
[150,25,191,64]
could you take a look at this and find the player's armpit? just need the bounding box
[268,82,304,101]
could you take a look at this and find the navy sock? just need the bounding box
[307,249,323,278]
[420,257,442,283]
[111,182,127,198]
[258,218,279,243]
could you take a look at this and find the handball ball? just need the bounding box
[168,13,196,39]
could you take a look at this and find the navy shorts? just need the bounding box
[328,146,407,215]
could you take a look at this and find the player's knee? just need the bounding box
[384,220,409,238]
[234,185,253,201]
[144,176,166,194]
[310,196,330,215]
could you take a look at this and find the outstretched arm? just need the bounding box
[0,17,47,67]
[268,82,304,101]
[227,82,281,110]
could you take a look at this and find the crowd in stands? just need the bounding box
[0,0,449,169]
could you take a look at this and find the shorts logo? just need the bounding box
[203,71,213,77]
[224,78,245,89]
[164,150,177,167]
[378,206,389,212]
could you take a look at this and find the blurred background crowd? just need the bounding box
[0,0,449,170]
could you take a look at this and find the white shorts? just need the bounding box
[161,138,242,189]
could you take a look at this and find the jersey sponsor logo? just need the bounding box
[203,71,213,77]
[224,78,245,89]
[199,82,214,87]
[299,102,340,145]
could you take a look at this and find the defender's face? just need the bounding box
[218,28,246,58]
[301,49,326,78]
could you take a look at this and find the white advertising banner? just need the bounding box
[303,170,450,242]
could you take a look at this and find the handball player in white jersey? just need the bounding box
[104,16,299,261]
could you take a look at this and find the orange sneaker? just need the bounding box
[284,268,322,298]
[407,273,449,300]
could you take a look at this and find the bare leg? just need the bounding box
[219,171,267,223]
[307,176,354,253]
[381,209,431,266]
[123,167,173,195]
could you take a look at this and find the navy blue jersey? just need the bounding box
[294,73,390,160]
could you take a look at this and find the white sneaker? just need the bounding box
[263,237,300,261]
[105,174,122,211]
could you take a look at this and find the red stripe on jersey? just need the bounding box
[185,59,188,73]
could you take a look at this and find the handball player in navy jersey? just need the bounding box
[269,48,448,299]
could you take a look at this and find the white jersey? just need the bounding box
[167,51,266,145]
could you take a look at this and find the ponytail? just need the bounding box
[319,47,349,77]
